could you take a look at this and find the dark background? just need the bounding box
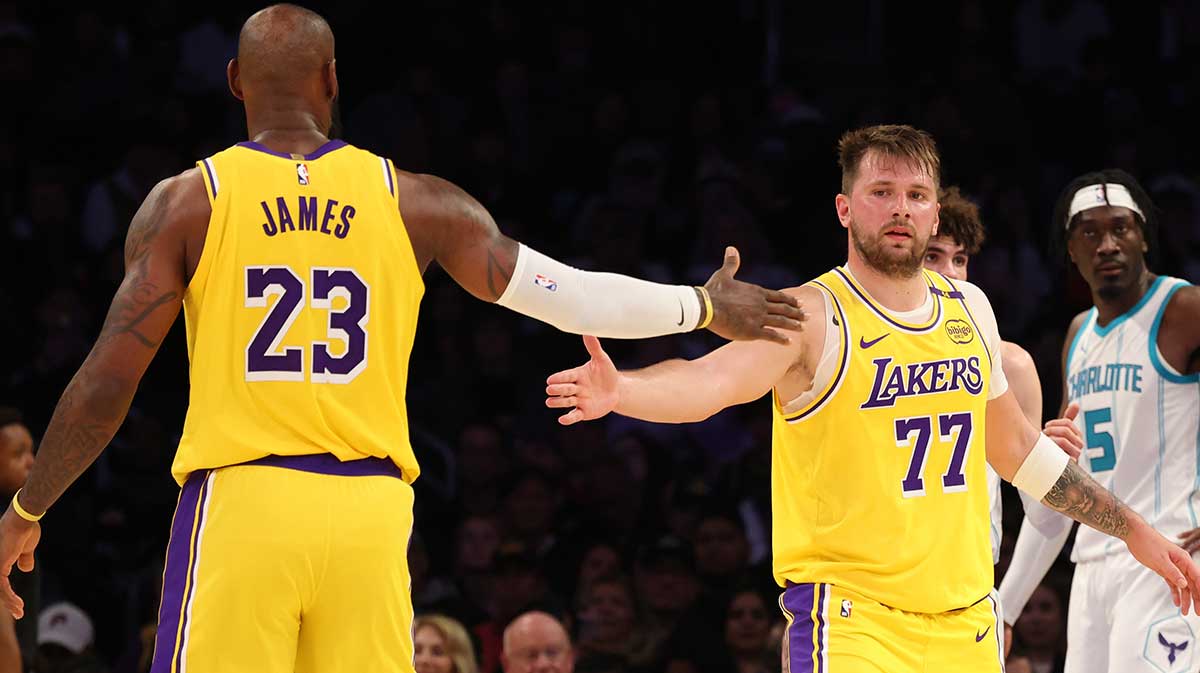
[2,0,1198,671]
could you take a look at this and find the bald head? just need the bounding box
[236,4,333,91]
[502,612,573,673]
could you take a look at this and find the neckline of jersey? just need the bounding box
[835,266,941,331]
[236,139,348,160]
[1091,274,1166,337]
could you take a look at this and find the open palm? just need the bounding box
[545,336,620,425]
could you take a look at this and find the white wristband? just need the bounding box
[1011,433,1071,500]
[495,244,703,338]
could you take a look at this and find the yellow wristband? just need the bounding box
[11,489,43,523]
[696,286,714,330]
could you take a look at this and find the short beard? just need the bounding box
[850,219,927,278]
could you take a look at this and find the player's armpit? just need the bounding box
[18,170,200,515]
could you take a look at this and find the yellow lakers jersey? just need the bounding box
[174,140,424,484]
[772,267,994,613]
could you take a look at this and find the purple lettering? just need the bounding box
[860,357,895,409]
[335,205,354,239]
[298,196,318,231]
[276,196,295,232]
[929,360,951,393]
[321,199,339,234]
[963,356,983,395]
[261,201,277,236]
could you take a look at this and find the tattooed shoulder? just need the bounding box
[98,170,203,350]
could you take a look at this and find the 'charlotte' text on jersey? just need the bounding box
[1068,363,1143,400]
[260,196,354,238]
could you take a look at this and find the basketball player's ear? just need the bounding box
[835,193,851,230]
[324,59,338,103]
[227,58,244,101]
[932,201,940,237]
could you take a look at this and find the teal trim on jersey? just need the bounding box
[1148,281,1199,384]
[1104,327,1126,556]
[1157,377,1164,518]
[1065,308,1096,379]
[1192,381,1200,528]
[1092,275,1166,337]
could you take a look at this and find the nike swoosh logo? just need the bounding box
[975,626,991,642]
[676,300,685,327]
[859,333,890,349]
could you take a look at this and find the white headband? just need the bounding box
[1067,183,1144,227]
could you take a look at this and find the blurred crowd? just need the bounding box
[1,0,1199,671]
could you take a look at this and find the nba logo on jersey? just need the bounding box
[297,163,309,185]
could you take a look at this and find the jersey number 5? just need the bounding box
[245,265,369,383]
[895,412,974,498]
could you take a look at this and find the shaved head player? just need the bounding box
[0,5,804,673]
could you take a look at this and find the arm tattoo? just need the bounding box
[96,189,178,349]
[486,245,513,301]
[1042,460,1131,539]
[20,179,184,513]
[19,370,133,513]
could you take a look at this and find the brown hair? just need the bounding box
[837,124,941,194]
[935,186,986,255]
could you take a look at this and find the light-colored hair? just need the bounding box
[837,124,941,195]
[415,614,479,673]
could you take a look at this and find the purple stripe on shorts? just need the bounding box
[782,583,817,673]
[150,470,209,673]
[814,584,827,672]
[236,139,348,160]
[174,476,212,672]
[242,453,404,479]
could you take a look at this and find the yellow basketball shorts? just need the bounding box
[150,454,416,673]
[780,582,1005,673]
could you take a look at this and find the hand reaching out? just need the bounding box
[545,336,620,426]
[703,247,806,344]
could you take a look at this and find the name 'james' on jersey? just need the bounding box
[174,140,424,484]
[772,268,995,614]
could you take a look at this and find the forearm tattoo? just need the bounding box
[1042,459,1131,539]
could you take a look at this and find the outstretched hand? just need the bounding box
[0,506,40,619]
[545,336,620,426]
[1043,402,1083,460]
[1126,524,1200,615]
[704,247,805,344]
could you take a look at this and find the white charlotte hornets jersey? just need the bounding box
[988,466,1001,564]
[1066,276,1199,563]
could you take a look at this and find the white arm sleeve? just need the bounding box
[958,281,1008,399]
[495,244,704,338]
[997,514,1072,624]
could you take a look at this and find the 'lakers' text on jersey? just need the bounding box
[772,268,1003,614]
[1065,276,1199,563]
[175,140,424,484]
